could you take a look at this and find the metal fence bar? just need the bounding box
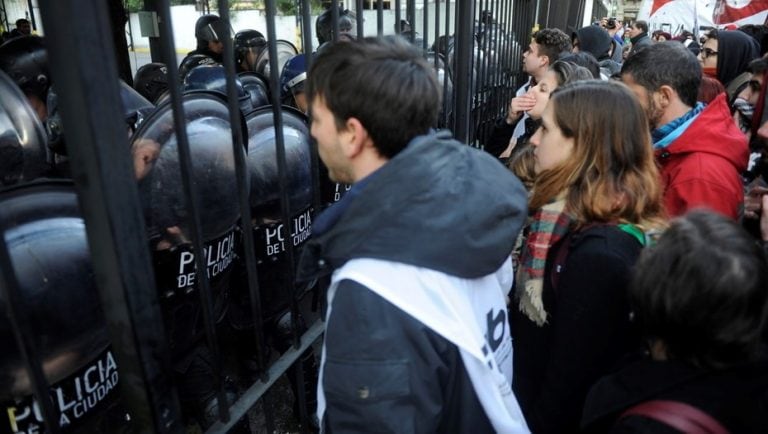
[406,0,415,44]
[156,0,230,423]
[264,0,311,431]
[421,0,428,52]
[395,0,401,35]
[453,0,475,143]
[331,0,339,42]
[218,0,272,406]
[205,319,324,434]
[0,235,60,434]
[377,0,384,36]
[37,0,184,432]
[355,0,364,39]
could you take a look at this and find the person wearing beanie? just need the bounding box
[573,25,621,78]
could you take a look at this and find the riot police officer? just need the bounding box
[180,14,229,67]
[315,6,357,45]
[234,29,267,73]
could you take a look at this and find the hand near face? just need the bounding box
[506,94,536,124]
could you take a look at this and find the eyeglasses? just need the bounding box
[701,48,718,59]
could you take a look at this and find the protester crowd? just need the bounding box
[2,8,768,434]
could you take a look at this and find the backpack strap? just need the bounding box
[619,400,730,434]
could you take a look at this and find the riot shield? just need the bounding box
[0,180,127,433]
[129,92,242,357]
[253,40,298,81]
[236,106,313,322]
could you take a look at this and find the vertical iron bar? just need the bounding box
[421,0,428,52]
[453,0,475,143]
[406,0,415,44]
[265,0,309,430]
[0,238,60,434]
[302,0,314,55]
[156,0,230,423]
[444,0,452,129]
[218,0,272,401]
[25,0,35,29]
[377,0,383,36]
[331,0,339,42]
[355,0,364,40]
[434,0,440,63]
[395,0,401,35]
[37,0,184,431]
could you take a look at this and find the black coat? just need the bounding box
[582,356,768,433]
[299,131,529,433]
[510,225,644,434]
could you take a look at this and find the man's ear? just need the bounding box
[341,117,371,158]
[656,84,676,109]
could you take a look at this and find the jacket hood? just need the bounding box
[297,131,528,280]
[657,93,748,172]
[574,26,612,61]
[716,30,760,87]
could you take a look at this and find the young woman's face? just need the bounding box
[527,69,559,120]
[699,38,718,69]
[530,100,574,173]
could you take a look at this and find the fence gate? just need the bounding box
[0,0,571,433]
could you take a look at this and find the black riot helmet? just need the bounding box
[194,14,230,48]
[242,106,314,319]
[238,71,271,110]
[133,62,169,104]
[316,7,357,44]
[0,69,50,185]
[119,80,154,134]
[178,53,218,81]
[183,64,254,116]
[234,29,267,72]
[0,35,50,102]
[0,180,126,433]
[130,93,243,354]
[44,80,152,158]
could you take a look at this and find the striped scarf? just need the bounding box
[516,198,572,326]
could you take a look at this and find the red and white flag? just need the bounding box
[638,0,768,31]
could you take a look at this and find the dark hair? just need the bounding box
[307,36,440,159]
[697,76,725,103]
[559,51,601,79]
[621,42,702,107]
[533,28,573,64]
[629,210,768,368]
[15,18,29,26]
[551,59,597,84]
[747,58,768,75]
[633,20,648,34]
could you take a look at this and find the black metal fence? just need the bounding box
[0,0,587,433]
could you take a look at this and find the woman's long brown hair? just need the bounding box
[529,80,666,230]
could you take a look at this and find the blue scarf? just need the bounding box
[651,102,705,149]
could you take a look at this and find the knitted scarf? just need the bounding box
[516,197,572,326]
[651,102,706,147]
